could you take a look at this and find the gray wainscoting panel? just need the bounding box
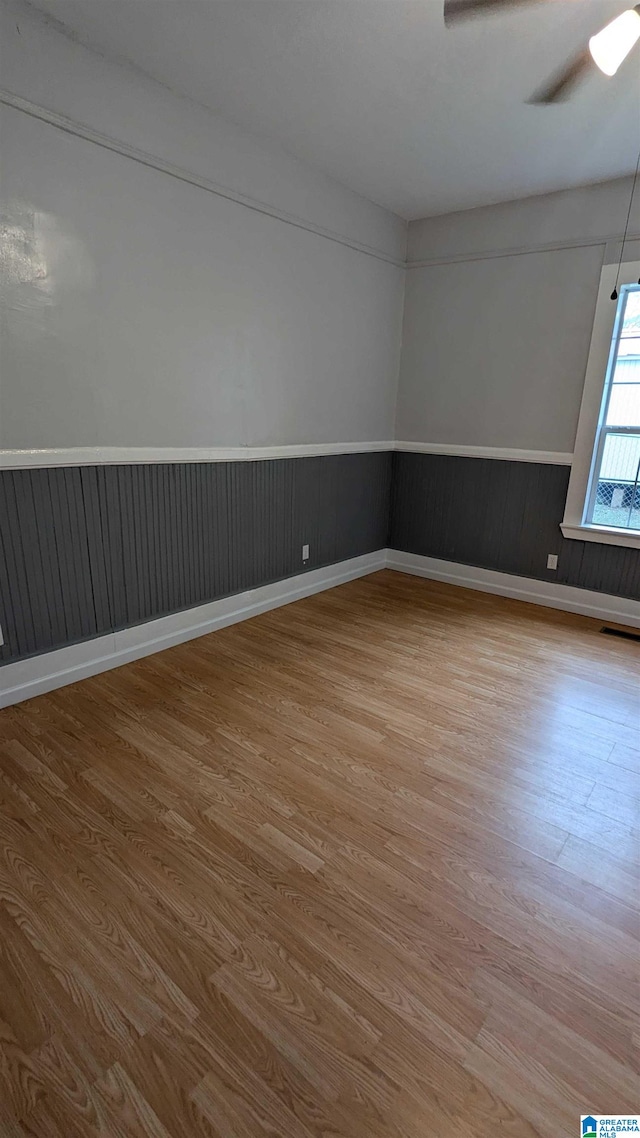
[0,467,114,662]
[5,448,636,671]
[390,452,640,600]
[0,452,391,666]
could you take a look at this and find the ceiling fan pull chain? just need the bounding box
[611,145,640,300]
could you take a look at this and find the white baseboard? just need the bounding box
[0,552,385,708]
[386,551,640,628]
[3,549,637,709]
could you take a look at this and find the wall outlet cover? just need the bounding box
[547,554,558,570]
[302,544,310,561]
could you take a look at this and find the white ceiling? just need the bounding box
[29,0,640,219]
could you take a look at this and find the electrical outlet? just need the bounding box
[0,624,3,646]
[546,553,558,570]
[302,543,310,562]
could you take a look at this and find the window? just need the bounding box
[562,260,640,549]
[587,286,640,531]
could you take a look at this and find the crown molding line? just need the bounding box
[0,442,572,469]
[406,232,640,270]
[395,441,573,465]
[0,88,405,269]
[2,89,634,276]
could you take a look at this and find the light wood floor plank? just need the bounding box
[0,570,638,1137]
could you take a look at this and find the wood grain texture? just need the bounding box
[0,570,638,1137]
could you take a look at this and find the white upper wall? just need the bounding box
[1,1,406,262]
[0,0,406,451]
[3,0,637,459]
[396,178,640,455]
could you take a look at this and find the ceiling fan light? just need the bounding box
[588,7,640,76]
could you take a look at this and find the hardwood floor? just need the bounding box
[0,569,638,1137]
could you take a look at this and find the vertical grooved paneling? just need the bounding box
[2,450,636,668]
[0,453,392,665]
[390,452,640,601]
[78,466,114,634]
[0,469,107,662]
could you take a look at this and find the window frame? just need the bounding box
[561,259,640,550]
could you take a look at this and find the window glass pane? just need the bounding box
[611,358,640,385]
[606,382,640,426]
[612,288,640,383]
[585,284,640,533]
[591,432,640,530]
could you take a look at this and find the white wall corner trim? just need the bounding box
[0,552,386,708]
[387,551,640,628]
[0,442,396,469]
[0,89,405,268]
[394,442,574,465]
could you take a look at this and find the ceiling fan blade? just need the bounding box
[528,49,593,103]
[444,0,540,25]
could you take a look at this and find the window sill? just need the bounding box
[560,522,640,549]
